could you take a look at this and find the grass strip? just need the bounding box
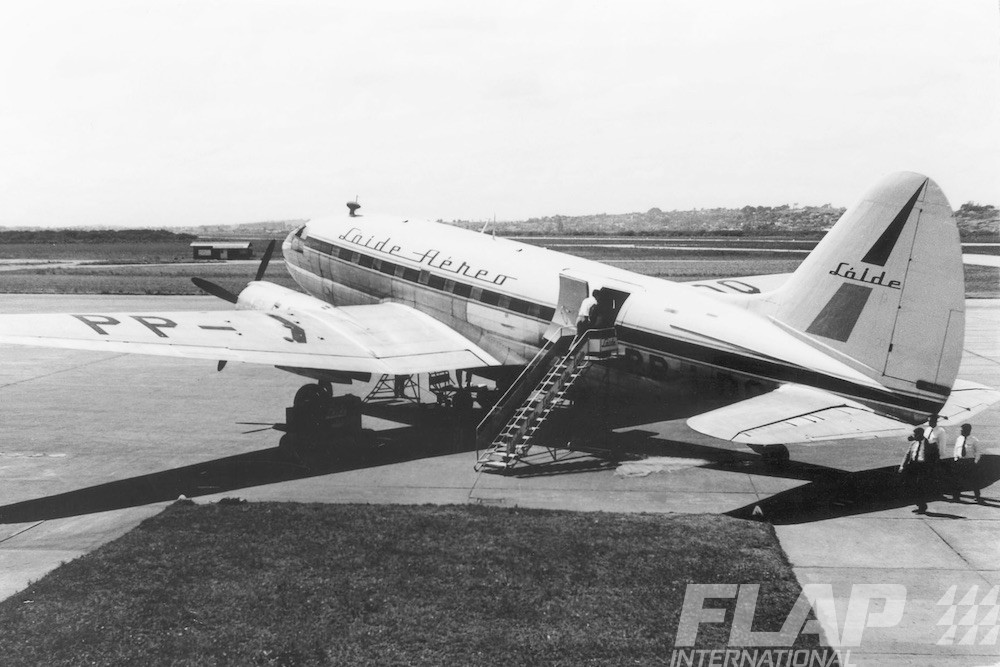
[0,502,832,666]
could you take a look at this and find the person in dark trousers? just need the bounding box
[950,423,983,503]
[452,387,475,453]
[925,414,947,496]
[393,374,407,398]
[899,427,933,514]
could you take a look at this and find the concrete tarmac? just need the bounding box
[0,294,997,665]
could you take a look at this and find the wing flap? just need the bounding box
[687,381,1000,445]
[0,303,500,375]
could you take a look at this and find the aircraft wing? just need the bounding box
[0,302,500,375]
[687,380,1000,446]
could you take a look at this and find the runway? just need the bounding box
[0,294,997,665]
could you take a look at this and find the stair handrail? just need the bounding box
[475,330,574,455]
[475,327,616,458]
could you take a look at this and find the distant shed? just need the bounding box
[190,241,254,260]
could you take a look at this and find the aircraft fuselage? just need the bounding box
[282,214,939,419]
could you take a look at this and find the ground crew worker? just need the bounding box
[452,388,475,453]
[577,290,599,335]
[951,423,983,503]
[899,427,931,514]
[925,414,947,496]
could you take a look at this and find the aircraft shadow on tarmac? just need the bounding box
[548,425,1000,524]
[723,455,1000,525]
[0,418,472,524]
[3,393,997,526]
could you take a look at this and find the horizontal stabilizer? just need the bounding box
[687,381,1000,446]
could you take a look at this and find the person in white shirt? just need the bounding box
[576,290,599,336]
[899,427,931,513]
[925,415,947,496]
[926,415,948,455]
[950,423,982,503]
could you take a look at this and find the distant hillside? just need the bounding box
[955,203,1000,239]
[1,205,993,241]
[450,201,998,240]
[173,219,307,237]
[0,229,197,244]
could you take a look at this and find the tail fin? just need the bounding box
[759,172,964,412]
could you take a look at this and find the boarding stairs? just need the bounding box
[475,327,617,473]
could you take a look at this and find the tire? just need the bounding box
[294,384,328,409]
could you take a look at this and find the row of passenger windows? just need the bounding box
[302,236,555,321]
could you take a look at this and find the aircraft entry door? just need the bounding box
[545,272,590,340]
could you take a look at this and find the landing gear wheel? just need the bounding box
[292,383,334,436]
[294,383,330,409]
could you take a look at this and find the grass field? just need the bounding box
[0,502,833,666]
[0,254,994,297]
[0,235,995,296]
[0,239,287,262]
[0,262,302,295]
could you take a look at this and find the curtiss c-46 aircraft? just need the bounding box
[0,172,997,455]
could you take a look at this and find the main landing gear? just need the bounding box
[279,382,364,454]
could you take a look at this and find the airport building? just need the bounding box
[190,241,255,260]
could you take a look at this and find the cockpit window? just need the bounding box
[293,225,307,239]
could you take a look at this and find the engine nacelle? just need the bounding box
[236,281,334,314]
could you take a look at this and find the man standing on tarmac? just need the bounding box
[951,423,983,503]
[925,415,947,496]
[900,427,932,514]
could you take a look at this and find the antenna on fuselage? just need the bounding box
[480,213,496,235]
[347,197,361,217]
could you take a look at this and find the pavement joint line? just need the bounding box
[0,353,128,390]
[0,521,44,545]
[744,473,764,504]
[921,519,995,586]
[794,565,980,571]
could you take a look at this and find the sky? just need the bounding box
[0,0,997,227]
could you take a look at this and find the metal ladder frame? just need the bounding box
[475,327,616,472]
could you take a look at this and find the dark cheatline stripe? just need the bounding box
[861,180,926,266]
[805,283,873,342]
[916,380,950,396]
[616,326,944,415]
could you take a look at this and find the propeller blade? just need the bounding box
[191,277,239,304]
[241,426,278,435]
[255,240,277,282]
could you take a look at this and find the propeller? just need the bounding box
[191,239,279,372]
[255,240,276,281]
[191,239,278,304]
[237,421,287,434]
[191,277,238,304]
